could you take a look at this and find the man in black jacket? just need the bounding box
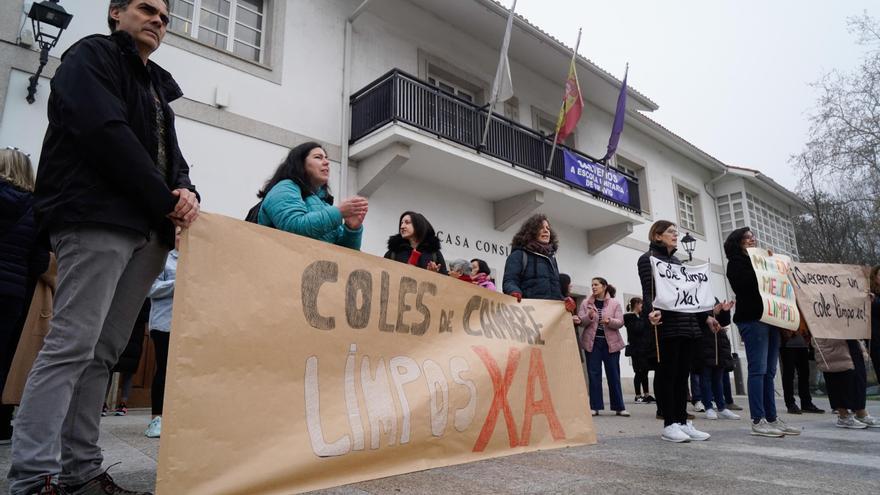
[9,2,198,494]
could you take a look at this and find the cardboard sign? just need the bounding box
[650,256,714,313]
[747,248,800,331]
[156,213,595,495]
[791,263,871,339]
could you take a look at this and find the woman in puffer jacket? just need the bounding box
[637,220,709,443]
[579,277,628,417]
[384,211,447,274]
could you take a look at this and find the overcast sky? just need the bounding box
[514,0,875,191]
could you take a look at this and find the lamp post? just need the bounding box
[681,232,696,262]
[25,0,74,104]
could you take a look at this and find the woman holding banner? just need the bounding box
[384,211,448,274]
[637,220,710,443]
[256,142,367,249]
[502,214,574,314]
[724,227,800,438]
[579,277,629,417]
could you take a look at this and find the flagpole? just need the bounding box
[545,28,581,172]
[480,0,517,149]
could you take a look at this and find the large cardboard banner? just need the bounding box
[790,263,872,339]
[156,213,595,495]
[747,248,800,331]
[649,256,714,313]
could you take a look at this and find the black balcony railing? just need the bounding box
[350,69,641,213]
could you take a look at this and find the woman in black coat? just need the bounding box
[869,265,879,385]
[624,297,655,404]
[0,149,49,441]
[637,220,710,442]
[384,211,447,274]
[502,214,572,310]
[724,227,799,437]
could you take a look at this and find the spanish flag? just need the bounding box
[554,57,584,144]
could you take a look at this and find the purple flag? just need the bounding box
[602,65,628,162]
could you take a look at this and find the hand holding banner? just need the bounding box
[649,256,714,313]
[747,248,800,331]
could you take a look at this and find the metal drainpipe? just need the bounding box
[340,0,373,197]
[705,169,745,395]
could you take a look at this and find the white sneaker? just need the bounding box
[718,409,741,420]
[751,418,784,437]
[591,410,598,416]
[705,408,718,420]
[854,415,880,428]
[693,403,706,412]
[616,410,631,417]
[679,420,711,441]
[145,416,162,438]
[837,413,868,429]
[661,423,691,443]
[768,418,800,435]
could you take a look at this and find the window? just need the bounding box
[169,0,265,63]
[673,181,704,235]
[716,192,747,240]
[532,108,575,148]
[428,74,475,102]
[615,154,650,214]
[745,192,799,260]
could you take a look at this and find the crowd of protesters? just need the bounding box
[1,1,879,494]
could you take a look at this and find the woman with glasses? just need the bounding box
[724,227,800,438]
[637,220,709,443]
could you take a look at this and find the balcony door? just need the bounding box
[428,75,478,146]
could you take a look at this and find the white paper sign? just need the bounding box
[650,256,715,313]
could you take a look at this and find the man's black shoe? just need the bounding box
[787,404,802,414]
[801,404,825,413]
[65,472,151,495]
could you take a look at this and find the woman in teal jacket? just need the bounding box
[257,142,368,249]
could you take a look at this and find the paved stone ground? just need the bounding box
[1,397,878,494]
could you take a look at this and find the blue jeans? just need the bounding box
[586,338,625,411]
[690,372,702,403]
[700,366,726,411]
[738,320,780,423]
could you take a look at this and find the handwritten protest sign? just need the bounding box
[563,149,630,204]
[156,213,595,495]
[650,257,714,313]
[790,263,871,339]
[747,248,799,331]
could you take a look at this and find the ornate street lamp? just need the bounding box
[25,0,74,104]
[681,232,696,262]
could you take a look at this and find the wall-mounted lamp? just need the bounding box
[681,232,696,262]
[25,0,73,104]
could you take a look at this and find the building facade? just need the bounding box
[0,0,805,387]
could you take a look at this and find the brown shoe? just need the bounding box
[66,472,151,495]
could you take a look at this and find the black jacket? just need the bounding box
[502,248,563,301]
[384,234,448,275]
[0,180,49,299]
[624,312,657,371]
[697,308,735,370]
[637,242,700,340]
[34,31,197,247]
[726,252,763,323]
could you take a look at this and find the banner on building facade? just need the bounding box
[790,263,871,339]
[747,248,800,331]
[562,149,630,204]
[156,213,595,495]
[649,256,715,313]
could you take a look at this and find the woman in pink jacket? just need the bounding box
[579,277,629,417]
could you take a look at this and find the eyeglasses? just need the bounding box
[4,146,30,157]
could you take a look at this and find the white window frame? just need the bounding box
[531,107,575,148]
[614,152,651,215]
[672,179,705,237]
[169,0,266,64]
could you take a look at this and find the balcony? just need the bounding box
[348,69,644,252]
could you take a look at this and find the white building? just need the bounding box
[0,0,805,389]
